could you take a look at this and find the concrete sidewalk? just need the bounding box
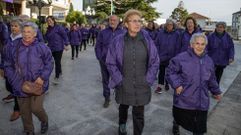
[207,72,241,135]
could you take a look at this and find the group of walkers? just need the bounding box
[95,9,234,135]
[0,8,235,135]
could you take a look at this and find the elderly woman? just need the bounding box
[4,22,54,135]
[154,19,181,93]
[180,16,202,53]
[68,24,82,60]
[166,33,222,135]
[45,16,69,84]
[207,22,235,84]
[2,17,23,121]
[106,9,159,135]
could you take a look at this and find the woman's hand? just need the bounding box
[213,94,222,101]
[35,77,44,86]
[176,86,183,95]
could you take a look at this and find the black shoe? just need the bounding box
[103,98,110,108]
[172,121,180,135]
[71,57,74,60]
[41,122,48,134]
[119,124,127,135]
[165,84,170,91]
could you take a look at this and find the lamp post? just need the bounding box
[84,6,95,24]
[28,0,52,33]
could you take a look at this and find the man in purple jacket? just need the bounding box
[207,22,235,84]
[95,15,124,108]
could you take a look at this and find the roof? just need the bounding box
[233,10,241,15]
[189,12,209,20]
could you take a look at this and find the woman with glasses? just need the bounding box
[106,9,159,135]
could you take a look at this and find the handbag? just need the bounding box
[22,81,43,96]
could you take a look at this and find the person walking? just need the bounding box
[106,9,159,135]
[166,33,222,135]
[2,18,23,121]
[180,16,202,53]
[95,15,124,108]
[154,19,181,94]
[4,22,54,135]
[207,22,235,84]
[45,16,69,84]
[68,24,82,60]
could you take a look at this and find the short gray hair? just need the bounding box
[190,33,208,46]
[22,21,38,34]
[216,21,226,28]
[164,19,176,29]
[10,17,23,30]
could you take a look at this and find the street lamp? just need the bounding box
[28,0,52,23]
[84,6,95,24]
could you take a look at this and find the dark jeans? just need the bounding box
[52,50,63,78]
[80,39,87,51]
[5,78,19,111]
[119,104,144,135]
[99,60,110,99]
[215,65,226,84]
[92,36,96,46]
[71,45,79,58]
[158,64,168,85]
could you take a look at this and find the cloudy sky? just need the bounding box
[72,0,241,25]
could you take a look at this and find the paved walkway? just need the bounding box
[0,43,240,135]
[207,72,241,135]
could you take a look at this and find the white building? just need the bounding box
[232,8,241,40]
[2,0,71,20]
[189,12,210,28]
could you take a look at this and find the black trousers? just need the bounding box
[158,64,168,85]
[215,65,226,84]
[71,45,79,58]
[5,78,19,111]
[52,50,63,78]
[99,61,110,99]
[92,36,96,46]
[80,39,87,51]
[119,104,144,135]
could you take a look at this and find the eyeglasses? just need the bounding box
[128,20,143,24]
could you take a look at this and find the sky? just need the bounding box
[72,0,241,25]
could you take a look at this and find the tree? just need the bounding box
[95,0,161,21]
[69,2,74,13]
[170,1,188,24]
[0,2,3,16]
[66,11,87,24]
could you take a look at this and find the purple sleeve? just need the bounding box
[39,45,54,81]
[95,31,103,60]
[105,39,123,89]
[166,57,182,89]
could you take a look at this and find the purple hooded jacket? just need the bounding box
[45,24,69,52]
[207,31,235,66]
[95,26,124,61]
[180,29,202,53]
[68,29,82,46]
[166,49,221,111]
[106,29,160,89]
[155,29,181,64]
[4,39,54,97]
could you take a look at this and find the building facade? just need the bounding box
[232,8,241,40]
[1,0,71,20]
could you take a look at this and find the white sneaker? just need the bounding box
[52,78,59,85]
